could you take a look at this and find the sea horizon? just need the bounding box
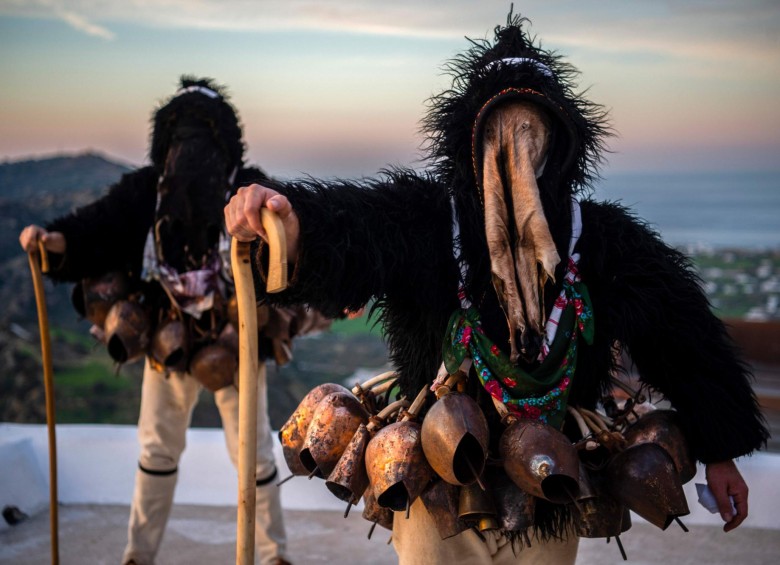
[593,170,780,251]
[2,151,778,251]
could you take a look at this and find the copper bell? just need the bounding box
[499,419,580,504]
[104,299,151,363]
[458,480,499,532]
[420,479,467,540]
[421,392,489,486]
[217,322,239,354]
[622,410,696,484]
[577,461,597,503]
[362,488,394,535]
[278,383,350,477]
[326,397,409,507]
[485,466,535,532]
[150,317,189,371]
[73,271,129,328]
[577,493,631,539]
[188,343,237,392]
[300,391,369,479]
[605,442,689,530]
[576,464,631,538]
[325,423,371,504]
[365,419,433,512]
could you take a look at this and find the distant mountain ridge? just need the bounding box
[0,152,133,328]
[0,152,133,200]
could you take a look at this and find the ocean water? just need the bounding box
[592,172,780,250]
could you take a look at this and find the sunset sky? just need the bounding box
[1,0,778,178]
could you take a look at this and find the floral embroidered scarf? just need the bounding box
[442,258,594,428]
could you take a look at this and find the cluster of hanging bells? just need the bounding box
[564,393,695,559]
[71,271,149,363]
[280,365,695,559]
[71,271,240,390]
[277,372,419,536]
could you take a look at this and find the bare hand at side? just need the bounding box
[705,459,748,532]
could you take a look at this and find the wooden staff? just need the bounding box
[232,209,287,565]
[27,240,59,565]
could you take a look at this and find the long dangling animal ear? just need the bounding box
[481,100,559,363]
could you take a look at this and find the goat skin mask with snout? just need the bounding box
[480,100,560,364]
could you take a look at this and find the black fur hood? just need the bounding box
[423,12,611,198]
[150,76,245,173]
[421,12,612,304]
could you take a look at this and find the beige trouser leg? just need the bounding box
[216,365,288,565]
[393,498,579,565]
[122,360,200,565]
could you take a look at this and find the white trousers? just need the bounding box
[121,359,286,565]
[392,498,579,565]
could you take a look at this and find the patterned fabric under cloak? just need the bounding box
[44,165,272,345]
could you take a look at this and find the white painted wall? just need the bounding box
[1,423,778,530]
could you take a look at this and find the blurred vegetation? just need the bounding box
[689,249,780,321]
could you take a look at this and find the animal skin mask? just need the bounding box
[481,100,559,363]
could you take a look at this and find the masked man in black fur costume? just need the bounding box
[225,15,768,564]
[18,78,325,565]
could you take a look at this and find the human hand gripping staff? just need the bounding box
[231,207,288,565]
[225,185,300,262]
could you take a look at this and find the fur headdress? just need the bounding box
[150,76,245,172]
[423,12,611,306]
[149,76,245,272]
[424,12,610,198]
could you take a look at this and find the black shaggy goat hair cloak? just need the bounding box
[252,14,767,540]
